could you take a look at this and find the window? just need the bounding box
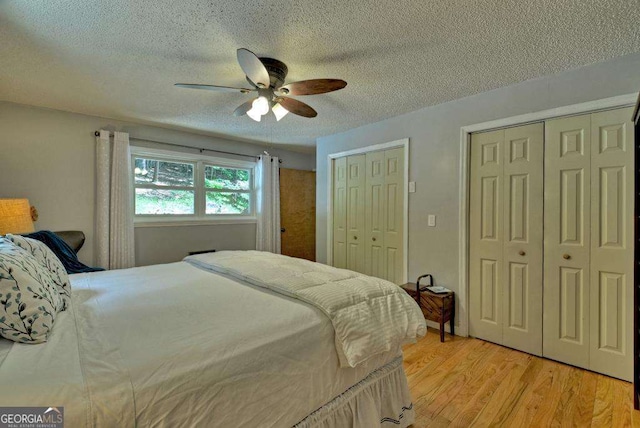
[134,159,196,215]
[132,149,255,223]
[204,165,251,215]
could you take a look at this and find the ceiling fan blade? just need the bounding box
[233,99,255,117]
[279,79,347,96]
[237,48,271,88]
[278,97,317,118]
[175,83,255,93]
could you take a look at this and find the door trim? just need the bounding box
[326,139,410,284]
[458,93,638,337]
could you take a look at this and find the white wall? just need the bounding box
[0,101,315,266]
[316,52,640,333]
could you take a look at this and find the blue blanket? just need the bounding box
[24,230,104,274]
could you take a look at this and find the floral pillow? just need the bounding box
[0,238,65,343]
[5,234,71,306]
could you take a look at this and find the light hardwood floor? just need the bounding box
[403,328,639,427]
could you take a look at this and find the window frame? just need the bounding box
[131,147,257,226]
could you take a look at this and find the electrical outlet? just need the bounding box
[428,215,436,227]
[408,181,416,193]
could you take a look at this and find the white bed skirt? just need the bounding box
[294,356,415,428]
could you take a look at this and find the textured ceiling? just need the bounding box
[1,0,639,152]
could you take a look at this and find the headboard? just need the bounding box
[54,230,86,253]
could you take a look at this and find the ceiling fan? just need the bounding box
[175,48,347,122]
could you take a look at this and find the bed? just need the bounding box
[0,249,425,427]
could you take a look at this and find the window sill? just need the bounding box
[134,217,257,228]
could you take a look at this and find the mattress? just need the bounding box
[0,261,404,427]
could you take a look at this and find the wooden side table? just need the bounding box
[401,283,455,342]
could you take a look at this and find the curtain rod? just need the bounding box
[94,131,283,163]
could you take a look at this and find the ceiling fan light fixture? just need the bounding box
[175,48,347,121]
[246,96,270,122]
[246,107,262,122]
[272,103,289,121]
[253,96,270,115]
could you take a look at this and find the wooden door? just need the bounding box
[346,155,366,273]
[469,129,505,345]
[589,107,634,380]
[365,150,386,278]
[544,114,592,369]
[502,123,544,356]
[279,168,316,261]
[332,158,347,268]
[384,147,405,284]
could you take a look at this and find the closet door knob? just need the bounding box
[519,250,526,256]
[372,237,377,242]
[353,236,358,240]
[563,254,571,260]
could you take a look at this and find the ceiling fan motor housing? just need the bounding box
[258,57,288,88]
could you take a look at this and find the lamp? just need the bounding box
[246,107,262,122]
[0,199,36,234]
[272,103,289,121]
[246,96,271,122]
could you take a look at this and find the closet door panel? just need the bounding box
[469,130,504,345]
[332,157,348,268]
[346,155,366,273]
[544,114,591,369]
[365,150,386,278]
[502,123,544,356]
[384,148,405,284]
[589,107,634,381]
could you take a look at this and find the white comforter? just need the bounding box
[185,251,426,368]
[0,261,410,427]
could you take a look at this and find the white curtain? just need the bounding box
[96,130,135,269]
[255,154,281,253]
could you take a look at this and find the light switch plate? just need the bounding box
[408,181,416,193]
[428,215,436,227]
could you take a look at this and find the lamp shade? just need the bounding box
[0,199,35,235]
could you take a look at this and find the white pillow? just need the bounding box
[0,238,65,343]
[5,234,71,306]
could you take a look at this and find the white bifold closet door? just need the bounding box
[332,148,405,283]
[544,107,634,380]
[469,107,634,380]
[543,114,592,368]
[332,156,348,269]
[379,148,405,284]
[469,123,544,356]
[346,155,366,273]
[365,150,386,279]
